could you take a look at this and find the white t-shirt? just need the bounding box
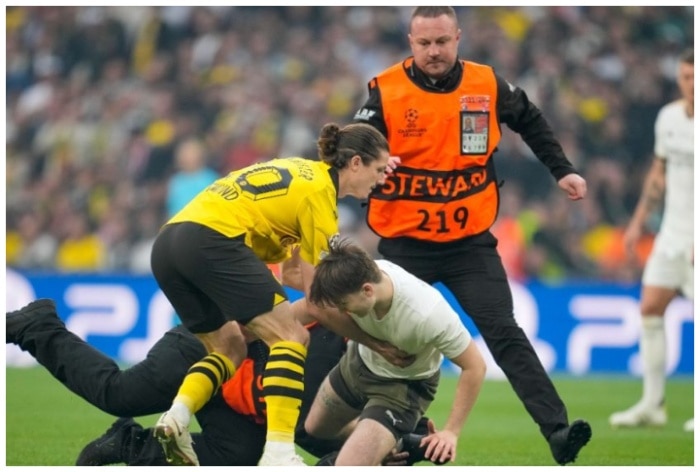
[654,100,694,256]
[349,259,472,380]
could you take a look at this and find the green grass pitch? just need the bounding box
[5,367,694,466]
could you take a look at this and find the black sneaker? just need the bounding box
[6,299,57,344]
[76,417,138,466]
[399,433,448,465]
[548,419,592,465]
[413,416,430,436]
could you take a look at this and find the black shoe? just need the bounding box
[6,299,57,344]
[399,433,448,465]
[315,450,339,466]
[548,419,592,465]
[76,417,138,466]
[413,416,430,436]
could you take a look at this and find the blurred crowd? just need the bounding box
[6,6,693,282]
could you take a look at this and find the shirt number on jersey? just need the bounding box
[236,166,293,200]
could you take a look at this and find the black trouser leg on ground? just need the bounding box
[381,242,569,440]
[444,272,569,439]
[116,421,171,466]
[15,309,269,465]
[15,310,206,417]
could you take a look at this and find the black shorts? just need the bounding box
[150,222,288,333]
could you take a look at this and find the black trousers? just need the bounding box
[379,232,569,439]
[13,310,344,465]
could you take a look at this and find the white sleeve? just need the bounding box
[424,297,472,359]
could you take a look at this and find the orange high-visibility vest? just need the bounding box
[220,320,322,425]
[221,358,266,424]
[367,58,502,242]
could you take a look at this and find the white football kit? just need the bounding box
[642,100,694,299]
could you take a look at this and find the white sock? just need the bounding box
[263,440,296,456]
[639,316,665,408]
[169,401,191,428]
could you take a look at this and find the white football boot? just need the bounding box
[609,402,667,428]
[154,412,199,466]
[683,418,694,432]
[258,452,307,466]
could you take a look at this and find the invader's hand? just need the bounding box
[372,339,416,367]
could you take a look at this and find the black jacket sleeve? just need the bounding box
[495,73,578,181]
[352,80,388,137]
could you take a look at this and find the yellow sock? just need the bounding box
[175,352,235,414]
[263,341,307,443]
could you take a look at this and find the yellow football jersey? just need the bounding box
[168,157,339,265]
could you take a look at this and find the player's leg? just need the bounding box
[152,222,308,465]
[609,285,676,427]
[150,223,245,465]
[609,284,674,426]
[610,248,686,428]
[153,325,244,465]
[245,301,309,466]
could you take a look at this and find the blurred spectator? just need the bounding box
[6,210,58,269]
[138,88,178,184]
[581,223,654,282]
[129,206,165,274]
[54,211,106,272]
[165,137,219,218]
[98,209,134,272]
[522,199,597,281]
